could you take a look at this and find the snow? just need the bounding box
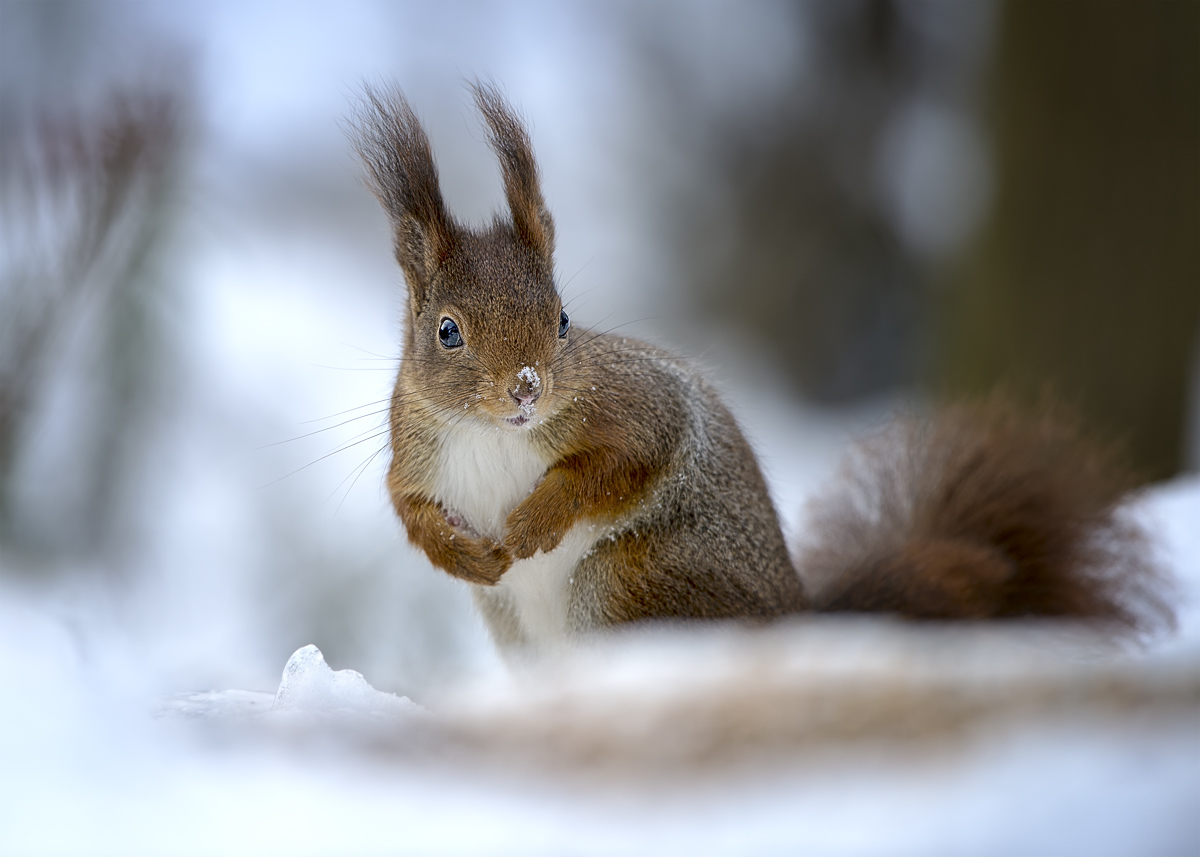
[271,644,422,719]
[517,366,541,389]
[2,4,1198,853]
[1,476,1197,856]
[155,643,425,727]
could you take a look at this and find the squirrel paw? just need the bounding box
[503,504,567,560]
[443,535,512,585]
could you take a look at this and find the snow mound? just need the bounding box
[273,644,421,720]
[156,645,425,730]
[433,620,1200,774]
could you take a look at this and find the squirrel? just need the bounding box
[350,83,1173,656]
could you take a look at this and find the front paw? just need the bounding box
[445,535,512,585]
[503,504,567,560]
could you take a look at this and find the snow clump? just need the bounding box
[272,644,423,721]
[517,366,541,389]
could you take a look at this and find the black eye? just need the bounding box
[558,309,570,339]
[439,317,463,349]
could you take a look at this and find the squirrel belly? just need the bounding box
[471,524,596,653]
[424,408,588,652]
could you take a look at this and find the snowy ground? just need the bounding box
[3,4,1198,854]
[1,469,1197,856]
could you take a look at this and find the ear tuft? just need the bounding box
[350,85,455,312]
[471,81,555,258]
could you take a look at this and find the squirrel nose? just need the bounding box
[511,386,540,407]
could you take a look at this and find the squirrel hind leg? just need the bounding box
[795,398,1177,636]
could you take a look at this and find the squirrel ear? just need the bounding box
[352,85,455,314]
[471,81,555,259]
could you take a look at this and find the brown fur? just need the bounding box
[473,82,555,257]
[352,84,803,627]
[392,491,511,585]
[353,84,455,319]
[351,84,1172,647]
[795,397,1175,635]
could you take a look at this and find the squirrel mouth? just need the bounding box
[505,415,531,428]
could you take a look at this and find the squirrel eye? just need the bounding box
[558,309,570,339]
[438,317,463,349]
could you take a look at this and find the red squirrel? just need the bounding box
[350,83,1173,655]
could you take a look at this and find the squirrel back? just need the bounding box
[350,84,1173,655]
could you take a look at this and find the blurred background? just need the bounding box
[1,0,1197,702]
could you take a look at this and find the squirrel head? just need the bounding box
[353,82,569,431]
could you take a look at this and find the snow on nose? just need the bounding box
[511,365,542,412]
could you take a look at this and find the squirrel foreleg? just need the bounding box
[395,493,512,585]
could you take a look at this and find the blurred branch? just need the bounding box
[0,81,186,556]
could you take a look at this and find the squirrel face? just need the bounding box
[354,83,567,434]
[409,231,568,430]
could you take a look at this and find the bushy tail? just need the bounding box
[793,397,1175,636]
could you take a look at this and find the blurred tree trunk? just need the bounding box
[941,0,1200,480]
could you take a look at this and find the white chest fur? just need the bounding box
[431,421,593,653]
[431,421,550,540]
